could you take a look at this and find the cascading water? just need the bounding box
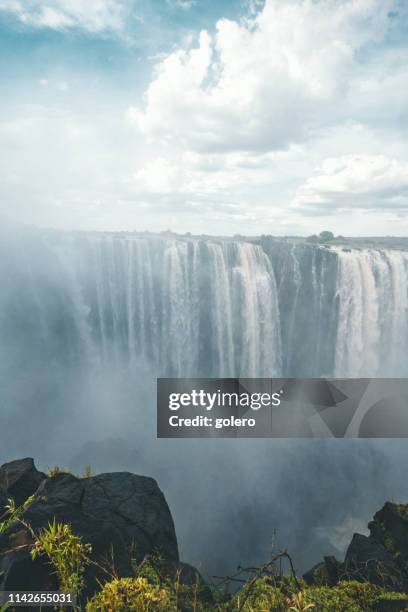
[36,234,283,378]
[2,228,408,577]
[334,248,408,377]
[2,230,408,381]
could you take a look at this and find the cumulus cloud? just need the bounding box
[2,0,408,235]
[131,149,287,198]
[294,155,408,211]
[0,0,129,33]
[134,157,181,194]
[129,0,393,154]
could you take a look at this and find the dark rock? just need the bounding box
[176,561,205,587]
[303,560,327,586]
[369,502,408,567]
[160,561,213,605]
[345,533,393,567]
[0,458,46,509]
[0,461,179,600]
[323,555,343,585]
[303,555,344,586]
[344,533,403,590]
[344,532,402,587]
[374,600,408,612]
[0,540,58,591]
[0,486,7,516]
[304,502,408,592]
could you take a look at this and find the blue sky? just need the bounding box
[1,0,408,235]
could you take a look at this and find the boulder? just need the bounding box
[0,458,46,509]
[0,459,179,599]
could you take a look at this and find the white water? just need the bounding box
[4,231,408,582]
[334,248,408,376]
[3,233,408,378]
[51,235,282,377]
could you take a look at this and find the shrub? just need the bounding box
[31,519,92,595]
[0,495,34,534]
[301,581,408,611]
[86,577,174,611]
[232,576,287,611]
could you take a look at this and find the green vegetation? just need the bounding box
[0,495,34,534]
[47,465,93,478]
[86,577,174,611]
[226,579,408,612]
[31,518,92,594]
[306,231,336,244]
[1,501,408,611]
[47,466,72,477]
[83,466,93,478]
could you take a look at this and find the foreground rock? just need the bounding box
[304,502,408,593]
[0,458,180,598]
[0,458,46,510]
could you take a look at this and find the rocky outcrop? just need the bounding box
[303,555,344,587]
[0,458,179,598]
[304,502,408,592]
[0,458,46,510]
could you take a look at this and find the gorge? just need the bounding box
[1,225,408,578]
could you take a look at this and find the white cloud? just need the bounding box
[132,149,287,198]
[124,0,408,234]
[295,154,408,211]
[0,0,129,33]
[166,0,196,10]
[2,0,408,235]
[129,0,393,154]
[134,157,181,194]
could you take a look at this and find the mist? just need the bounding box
[1,221,408,579]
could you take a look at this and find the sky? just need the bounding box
[0,0,408,236]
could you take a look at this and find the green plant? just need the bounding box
[86,576,175,611]
[0,495,34,534]
[287,591,315,611]
[47,466,71,477]
[301,585,357,611]
[4,505,408,612]
[297,581,408,612]
[31,518,92,595]
[233,576,287,611]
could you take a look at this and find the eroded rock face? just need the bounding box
[0,459,179,597]
[304,502,408,592]
[369,503,408,568]
[345,533,394,567]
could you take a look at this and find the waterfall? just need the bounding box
[261,239,408,377]
[2,229,408,579]
[41,235,283,378]
[334,248,408,377]
[1,230,408,381]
